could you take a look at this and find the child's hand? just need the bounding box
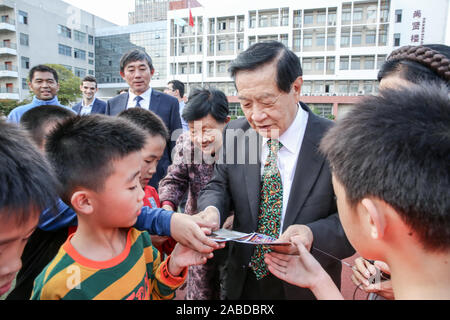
[266,236,344,300]
[265,236,325,289]
[351,258,394,300]
[170,212,222,254]
[168,243,213,276]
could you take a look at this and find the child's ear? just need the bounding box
[361,198,386,240]
[71,190,94,215]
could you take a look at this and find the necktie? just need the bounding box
[250,139,283,280]
[134,96,144,108]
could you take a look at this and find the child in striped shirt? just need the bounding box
[31,115,214,300]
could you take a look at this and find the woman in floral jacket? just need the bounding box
[159,88,232,300]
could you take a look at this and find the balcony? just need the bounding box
[0,42,16,55]
[0,0,15,10]
[0,17,15,33]
[0,64,18,78]
[0,87,19,100]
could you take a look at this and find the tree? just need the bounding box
[0,99,31,117]
[45,64,81,106]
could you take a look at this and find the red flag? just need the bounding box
[189,9,195,27]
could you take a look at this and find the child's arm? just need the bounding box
[167,243,214,276]
[265,236,344,300]
[38,198,78,231]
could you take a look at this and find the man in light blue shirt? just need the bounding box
[165,79,189,131]
[7,65,75,123]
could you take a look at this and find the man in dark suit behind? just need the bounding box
[196,41,355,300]
[73,76,106,115]
[105,49,182,190]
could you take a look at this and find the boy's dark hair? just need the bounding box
[120,49,154,73]
[45,115,146,205]
[229,41,302,93]
[0,120,58,224]
[20,106,75,148]
[29,65,59,83]
[379,44,450,87]
[182,88,229,123]
[168,80,185,97]
[118,107,169,141]
[81,75,98,87]
[320,84,450,252]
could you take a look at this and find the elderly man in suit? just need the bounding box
[73,76,106,115]
[105,49,182,190]
[197,41,355,300]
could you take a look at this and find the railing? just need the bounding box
[0,16,15,25]
[0,87,18,94]
[0,42,16,49]
[0,65,18,71]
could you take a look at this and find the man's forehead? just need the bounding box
[82,81,96,88]
[32,71,56,81]
[125,59,150,68]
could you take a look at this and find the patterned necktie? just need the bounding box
[134,96,143,108]
[250,139,283,280]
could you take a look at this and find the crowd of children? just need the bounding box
[0,42,449,300]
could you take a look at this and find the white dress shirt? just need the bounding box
[127,87,152,110]
[260,104,309,231]
[80,98,96,115]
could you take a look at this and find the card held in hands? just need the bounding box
[209,229,290,246]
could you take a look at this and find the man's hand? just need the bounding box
[170,212,223,254]
[272,224,314,255]
[168,243,213,276]
[194,206,221,231]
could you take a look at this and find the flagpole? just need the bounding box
[187,0,191,94]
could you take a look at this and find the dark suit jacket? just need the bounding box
[105,90,182,189]
[197,102,355,300]
[72,98,107,115]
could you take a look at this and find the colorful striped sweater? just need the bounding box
[31,228,186,300]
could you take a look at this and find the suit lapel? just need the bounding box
[282,107,326,231]
[149,90,159,111]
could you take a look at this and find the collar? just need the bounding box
[129,87,152,103]
[32,96,60,106]
[81,97,96,108]
[262,103,308,154]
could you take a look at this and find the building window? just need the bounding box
[20,33,29,46]
[74,30,86,42]
[352,32,362,45]
[88,35,94,45]
[303,35,312,47]
[315,58,324,71]
[316,33,325,46]
[341,29,350,47]
[353,8,363,22]
[74,48,86,60]
[18,10,28,24]
[304,13,313,25]
[74,67,86,78]
[366,30,376,44]
[364,56,375,69]
[293,10,302,28]
[394,33,401,46]
[58,44,72,56]
[395,9,402,23]
[22,78,28,89]
[21,56,30,69]
[281,8,289,26]
[58,25,72,39]
[351,56,361,70]
[302,58,312,71]
[340,56,349,70]
[88,59,94,65]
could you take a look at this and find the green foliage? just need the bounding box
[0,99,31,117]
[45,64,81,106]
